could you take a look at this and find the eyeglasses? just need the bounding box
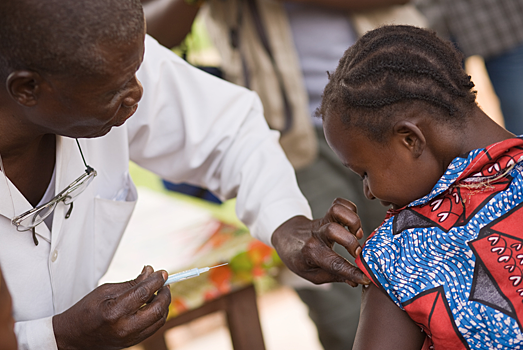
[1,139,97,245]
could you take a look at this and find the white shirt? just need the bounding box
[0,35,311,350]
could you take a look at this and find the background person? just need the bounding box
[414,0,523,134]
[140,1,420,348]
[0,266,17,350]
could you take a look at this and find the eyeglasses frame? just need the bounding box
[11,166,97,232]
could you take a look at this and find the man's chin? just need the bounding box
[66,125,114,139]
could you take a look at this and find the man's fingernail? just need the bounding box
[357,228,364,238]
[362,275,371,284]
[345,280,357,287]
[141,266,147,274]
[162,271,168,281]
[355,246,362,256]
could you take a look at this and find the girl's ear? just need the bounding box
[393,120,426,158]
[6,70,42,107]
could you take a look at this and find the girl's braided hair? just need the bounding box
[317,25,477,142]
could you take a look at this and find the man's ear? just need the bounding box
[393,120,426,158]
[5,70,42,107]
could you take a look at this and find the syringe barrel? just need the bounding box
[164,268,200,285]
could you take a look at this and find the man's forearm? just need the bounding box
[141,0,200,49]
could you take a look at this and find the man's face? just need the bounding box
[25,33,145,139]
[0,270,16,350]
[324,113,440,210]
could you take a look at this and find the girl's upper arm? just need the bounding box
[353,283,426,350]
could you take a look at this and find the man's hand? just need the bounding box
[53,265,171,350]
[272,198,370,287]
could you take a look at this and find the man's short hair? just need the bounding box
[0,0,144,80]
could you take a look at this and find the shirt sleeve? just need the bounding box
[355,221,404,308]
[14,317,58,350]
[127,35,312,246]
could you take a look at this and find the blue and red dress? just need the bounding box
[356,137,523,349]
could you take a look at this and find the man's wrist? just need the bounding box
[53,313,77,350]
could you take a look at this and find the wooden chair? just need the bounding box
[141,284,266,350]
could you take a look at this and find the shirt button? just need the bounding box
[51,250,58,262]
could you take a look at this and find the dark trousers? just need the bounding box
[294,126,388,350]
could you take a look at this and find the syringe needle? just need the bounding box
[209,263,228,270]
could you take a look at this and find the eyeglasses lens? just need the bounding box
[15,202,57,232]
[62,171,96,205]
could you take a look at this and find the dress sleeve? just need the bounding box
[355,221,404,308]
[127,35,312,246]
[14,317,58,350]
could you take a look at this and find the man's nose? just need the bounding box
[122,76,143,108]
[363,180,375,200]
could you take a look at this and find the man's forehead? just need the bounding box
[89,34,145,77]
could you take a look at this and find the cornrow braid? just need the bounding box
[317,25,477,143]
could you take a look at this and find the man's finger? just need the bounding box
[118,285,170,345]
[302,243,370,285]
[132,297,171,345]
[326,198,364,239]
[128,265,153,287]
[116,270,167,316]
[332,197,358,213]
[317,222,362,258]
[315,252,370,285]
[135,285,171,326]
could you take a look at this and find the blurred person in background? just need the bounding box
[414,0,523,134]
[0,267,17,350]
[140,0,424,348]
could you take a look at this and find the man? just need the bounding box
[0,0,366,349]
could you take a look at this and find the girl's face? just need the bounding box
[323,114,442,210]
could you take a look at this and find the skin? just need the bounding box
[0,35,144,206]
[53,266,171,350]
[323,104,515,348]
[0,267,17,350]
[141,0,200,49]
[272,200,369,287]
[0,30,172,349]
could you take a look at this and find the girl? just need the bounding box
[319,25,523,349]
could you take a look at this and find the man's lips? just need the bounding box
[114,104,138,127]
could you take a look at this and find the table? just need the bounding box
[102,164,282,349]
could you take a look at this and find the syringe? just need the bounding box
[163,263,228,286]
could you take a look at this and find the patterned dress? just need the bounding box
[356,137,523,349]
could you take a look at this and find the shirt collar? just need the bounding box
[409,136,523,208]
